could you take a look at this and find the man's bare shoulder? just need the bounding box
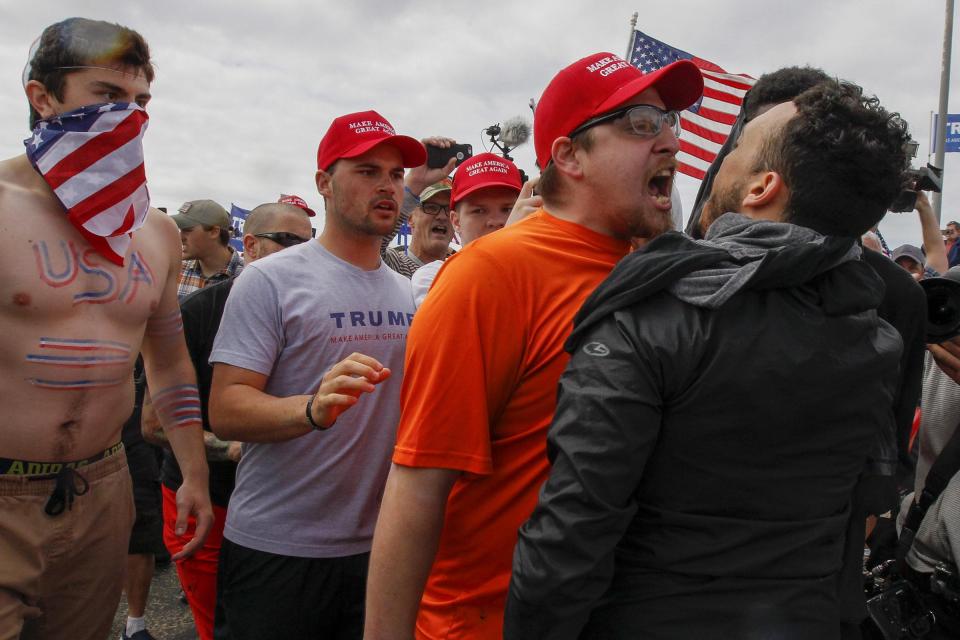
[0,155,46,201]
[145,206,178,234]
[137,207,178,250]
[0,155,72,232]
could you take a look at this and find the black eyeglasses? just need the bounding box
[569,104,681,139]
[420,202,451,217]
[254,232,310,248]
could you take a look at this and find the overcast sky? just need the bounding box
[1,0,957,249]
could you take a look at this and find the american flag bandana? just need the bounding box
[24,102,150,266]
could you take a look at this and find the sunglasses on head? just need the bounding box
[253,231,311,248]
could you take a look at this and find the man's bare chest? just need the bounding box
[1,201,166,323]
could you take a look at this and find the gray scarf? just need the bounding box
[669,212,861,308]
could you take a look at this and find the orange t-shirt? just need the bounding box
[393,210,629,639]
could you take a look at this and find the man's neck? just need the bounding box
[408,240,442,264]
[318,222,383,271]
[544,193,619,238]
[197,245,233,278]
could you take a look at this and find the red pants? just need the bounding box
[162,485,226,640]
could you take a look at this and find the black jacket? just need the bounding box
[504,231,902,639]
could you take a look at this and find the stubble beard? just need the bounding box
[700,179,746,236]
[332,190,396,238]
[622,204,673,245]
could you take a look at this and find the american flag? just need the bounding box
[629,30,754,180]
[24,102,150,266]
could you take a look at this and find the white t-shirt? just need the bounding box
[411,259,443,308]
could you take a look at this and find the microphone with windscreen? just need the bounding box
[484,116,531,161]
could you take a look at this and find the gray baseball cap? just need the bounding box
[892,244,925,267]
[171,199,230,230]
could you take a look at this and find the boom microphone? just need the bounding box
[500,117,531,148]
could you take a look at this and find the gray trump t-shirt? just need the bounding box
[210,240,415,557]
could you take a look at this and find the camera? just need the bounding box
[889,138,942,213]
[920,276,960,343]
[932,563,960,606]
[863,560,936,639]
[889,140,943,215]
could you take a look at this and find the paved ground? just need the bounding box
[111,561,197,640]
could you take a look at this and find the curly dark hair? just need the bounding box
[26,17,153,128]
[743,66,830,120]
[753,81,910,237]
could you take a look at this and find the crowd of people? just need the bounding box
[2,15,960,640]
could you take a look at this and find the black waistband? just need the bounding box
[0,442,123,478]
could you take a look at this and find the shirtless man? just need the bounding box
[0,17,211,640]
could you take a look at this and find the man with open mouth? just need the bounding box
[383,178,455,284]
[364,52,703,640]
[506,79,912,638]
[411,153,523,307]
[208,110,422,639]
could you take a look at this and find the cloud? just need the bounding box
[0,0,956,247]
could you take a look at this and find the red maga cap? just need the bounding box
[278,194,316,217]
[450,153,522,208]
[533,52,703,168]
[316,110,426,171]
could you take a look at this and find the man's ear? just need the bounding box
[24,79,59,121]
[242,234,259,260]
[449,209,461,235]
[742,170,788,213]
[550,137,584,180]
[316,169,333,199]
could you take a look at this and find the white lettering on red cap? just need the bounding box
[586,55,629,77]
[466,159,510,176]
[599,61,629,77]
[346,120,397,135]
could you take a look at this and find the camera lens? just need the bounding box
[921,277,960,342]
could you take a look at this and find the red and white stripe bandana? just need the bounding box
[24,102,150,266]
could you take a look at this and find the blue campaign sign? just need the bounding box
[946,115,960,152]
[933,114,960,153]
[229,204,250,252]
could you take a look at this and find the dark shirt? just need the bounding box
[862,249,925,489]
[161,278,237,506]
[505,232,902,639]
[948,241,960,269]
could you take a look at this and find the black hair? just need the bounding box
[744,66,830,120]
[754,81,910,237]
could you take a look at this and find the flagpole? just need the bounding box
[625,12,638,59]
[933,0,954,223]
[930,110,936,161]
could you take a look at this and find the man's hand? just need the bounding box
[171,476,215,560]
[310,353,391,428]
[929,335,960,384]
[405,137,458,196]
[506,178,543,226]
[916,191,949,275]
[917,190,932,213]
[227,441,242,462]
